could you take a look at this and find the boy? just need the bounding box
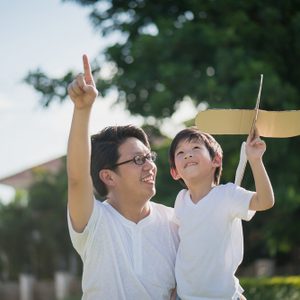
[67,55,179,299]
[169,127,274,300]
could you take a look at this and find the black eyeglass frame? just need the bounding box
[112,151,157,168]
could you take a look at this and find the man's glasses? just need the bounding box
[112,151,157,168]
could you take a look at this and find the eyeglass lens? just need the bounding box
[134,152,156,165]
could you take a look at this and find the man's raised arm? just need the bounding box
[67,55,98,232]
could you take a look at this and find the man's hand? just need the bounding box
[246,126,266,162]
[67,54,98,109]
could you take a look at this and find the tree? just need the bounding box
[0,191,32,280]
[26,161,73,278]
[26,0,300,266]
[26,1,300,116]
[0,161,75,280]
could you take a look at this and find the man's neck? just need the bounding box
[107,196,151,223]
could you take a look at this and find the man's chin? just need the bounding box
[146,187,156,199]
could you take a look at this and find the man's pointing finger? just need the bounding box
[82,54,94,85]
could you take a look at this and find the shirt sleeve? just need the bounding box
[67,198,102,258]
[226,183,255,221]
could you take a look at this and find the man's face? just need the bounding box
[113,137,157,203]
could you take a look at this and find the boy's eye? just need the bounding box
[193,146,200,149]
[176,151,184,156]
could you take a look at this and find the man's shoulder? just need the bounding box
[89,199,112,219]
[150,201,175,218]
[150,201,174,211]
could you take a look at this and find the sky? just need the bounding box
[0,0,197,202]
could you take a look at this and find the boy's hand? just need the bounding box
[67,54,98,109]
[246,126,266,162]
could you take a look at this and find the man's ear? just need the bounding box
[99,169,116,187]
[170,168,181,180]
[212,154,222,167]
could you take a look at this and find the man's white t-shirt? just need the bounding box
[174,183,255,300]
[68,199,179,300]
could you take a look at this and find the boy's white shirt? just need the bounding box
[174,183,255,300]
[68,198,179,300]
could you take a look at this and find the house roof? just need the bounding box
[0,156,65,189]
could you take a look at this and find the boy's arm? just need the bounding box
[246,128,275,211]
[67,54,98,232]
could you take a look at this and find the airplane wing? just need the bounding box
[195,109,300,138]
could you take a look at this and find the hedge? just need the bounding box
[241,276,300,300]
[63,276,300,300]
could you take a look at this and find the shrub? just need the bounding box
[241,276,300,300]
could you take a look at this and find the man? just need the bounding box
[67,54,179,299]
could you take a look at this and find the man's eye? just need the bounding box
[135,156,144,164]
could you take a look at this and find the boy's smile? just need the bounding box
[184,161,198,169]
[172,139,216,183]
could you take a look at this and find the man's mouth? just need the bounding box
[141,174,155,184]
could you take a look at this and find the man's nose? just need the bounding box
[143,157,156,169]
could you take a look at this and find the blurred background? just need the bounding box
[0,0,300,299]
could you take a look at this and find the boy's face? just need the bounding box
[171,138,219,184]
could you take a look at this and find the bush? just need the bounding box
[241,276,300,300]
[63,297,81,300]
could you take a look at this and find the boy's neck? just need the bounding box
[188,181,216,204]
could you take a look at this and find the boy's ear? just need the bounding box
[99,169,116,187]
[212,154,222,167]
[170,167,181,180]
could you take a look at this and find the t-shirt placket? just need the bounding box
[131,226,143,276]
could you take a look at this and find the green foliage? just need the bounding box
[63,276,300,299]
[96,0,300,117]
[0,161,74,280]
[24,70,74,107]
[27,1,300,117]
[63,297,81,300]
[0,192,32,279]
[152,140,181,207]
[26,166,71,279]
[241,276,300,300]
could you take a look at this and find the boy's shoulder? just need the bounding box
[175,189,189,202]
[174,189,189,212]
[215,182,252,196]
[217,182,253,193]
[216,182,235,191]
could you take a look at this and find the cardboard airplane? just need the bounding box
[195,76,300,138]
[194,75,300,185]
[195,108,300,138]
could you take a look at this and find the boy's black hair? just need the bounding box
[169,127,223,188]
[91,125,150,197]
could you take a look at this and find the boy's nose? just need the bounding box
[184,152,193,159]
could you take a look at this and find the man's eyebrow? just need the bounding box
[125,151,150,156]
